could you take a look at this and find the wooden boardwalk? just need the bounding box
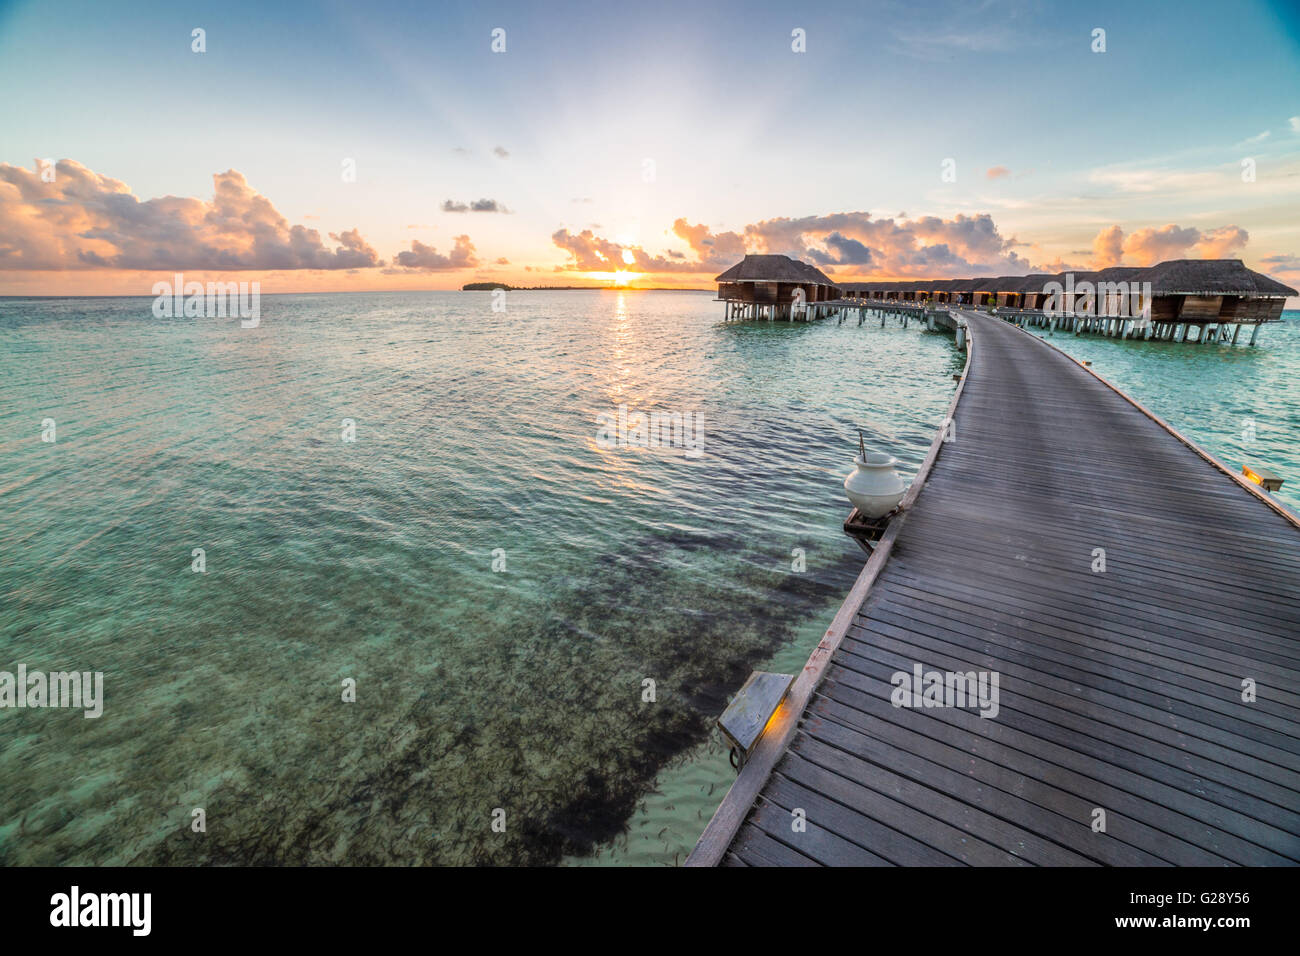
[690,310,1300,867]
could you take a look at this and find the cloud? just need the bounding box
[1092,225,1125,268]
[670,219,746,267]
[1087,223,1250,266]
[391,235,478,271]
[1291,117,1300,133]
[811,232,873,266]
[495,257,509,265]
[1261,253,1300,275]
[555,211,1041,278]
[551,228,699,273]
[742,211,1034,276]
[1192,225,1250,259]
[493,146,509,159]
[442,198,510,213]
[553,210,1259,282]
[985,166,1011,180]
[1087,164,1224,195]
[1116,224,1199,264]
[0,160,381,270]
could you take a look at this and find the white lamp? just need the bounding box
[844,432,906,519]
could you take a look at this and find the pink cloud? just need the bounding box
[0,160,381,271]
[390,235,478,271]
[551,228,700,273]
[554,211,1044,278]
[1092,225,1125,267]
[742,211,1034,276]
[1088,223,1250,267]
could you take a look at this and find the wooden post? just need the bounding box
[1250,323,1261,346]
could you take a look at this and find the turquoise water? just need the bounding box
[4,296,1298,866]
[0,291,960,865]
[1029,312,1300,514]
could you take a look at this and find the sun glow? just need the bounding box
[585,270,638,287]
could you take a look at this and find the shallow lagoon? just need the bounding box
[0,291,959,865]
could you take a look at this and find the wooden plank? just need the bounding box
[764,768,968,866]
[836,632,1300,818]
[746,795,893,867]
[729,823,821,867]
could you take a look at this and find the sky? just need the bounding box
[1,0,1299,298]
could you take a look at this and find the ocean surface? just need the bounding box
[0,290,958,866]
[0,293,1295,866]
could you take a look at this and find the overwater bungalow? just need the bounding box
[931,278,963,304]
[715,254,840,319]
[834,260,1293,322]
[715,257,1295,338]
[999,274,1047,309]
[1145,258,1293,324]
[1017,273,1057,310]
[950,277,992,306]
[988,275,1033,308]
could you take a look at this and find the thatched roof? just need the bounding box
[947,277,994,292]
[835,260,1295,297]
[1144,259,1296,296]
[978,275,1028,292]
[715,254,836,286]
[728,258,1297,299]
[1095,266,1145,283]
[1012,273,1053,293]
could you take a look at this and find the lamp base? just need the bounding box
[843,506,900,554]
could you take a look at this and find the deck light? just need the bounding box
[1242,464,1284,493]
[718,671,794,771]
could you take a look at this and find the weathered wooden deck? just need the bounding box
[690,310,1300,866]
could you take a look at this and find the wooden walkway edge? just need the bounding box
[688,310,1300,867]
[685,317,975,866]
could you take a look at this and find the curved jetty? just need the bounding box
[690,310,1300,866]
